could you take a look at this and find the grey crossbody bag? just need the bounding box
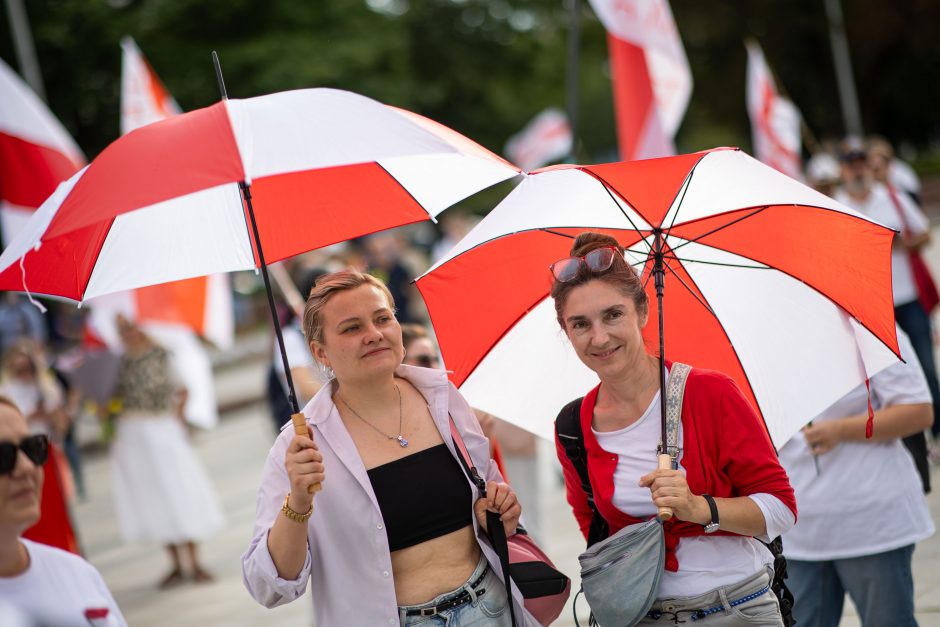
[559,363,691,627]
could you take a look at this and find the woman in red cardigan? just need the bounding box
[552,232,797,626]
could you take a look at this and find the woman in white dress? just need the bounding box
[111,316,224,588]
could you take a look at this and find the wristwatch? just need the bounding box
[701,494,720,534]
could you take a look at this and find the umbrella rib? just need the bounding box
[663,255,770,270]
[661,259,716,316]
[662,166,697,239]
[668,206,769,254]
[598,184,654,254]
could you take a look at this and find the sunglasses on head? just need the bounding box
[413,354,440,368]
[549,246,620,283]
[0,434,49,475]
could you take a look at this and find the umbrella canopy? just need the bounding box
[0,87,519,301]
[416,148,900,447]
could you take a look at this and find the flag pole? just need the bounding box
[565,0,581,161]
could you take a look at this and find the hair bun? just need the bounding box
[570,232,622,257]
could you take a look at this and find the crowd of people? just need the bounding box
[0,135,937,626]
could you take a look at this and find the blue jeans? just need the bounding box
[398,556,511,626]
[787,544,917,627]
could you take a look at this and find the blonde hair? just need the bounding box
[302,270,396,346]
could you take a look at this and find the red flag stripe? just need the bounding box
[0,131,81,208]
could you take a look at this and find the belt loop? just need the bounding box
[718,586,733,612]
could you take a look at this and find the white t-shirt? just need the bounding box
[593,373,794,598]
[835,182,929,306]
[0,539,127,627]
[779,329,935,561]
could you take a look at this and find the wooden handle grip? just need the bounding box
[656,453,673,521]
[291,413,323,495]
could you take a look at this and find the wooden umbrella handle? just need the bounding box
[656,453,674,521]
[291,413,323,495]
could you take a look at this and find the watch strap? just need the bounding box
[702,493,719,533]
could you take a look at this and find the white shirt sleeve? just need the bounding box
[895,189,930,236]
[241,444,313,607]
[748,493,796,542]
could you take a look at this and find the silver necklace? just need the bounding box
[338,383,408,447]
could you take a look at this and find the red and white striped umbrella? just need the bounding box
[416,148,900,447]
[0,87,519,301]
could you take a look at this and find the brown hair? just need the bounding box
[550,232,648,329]
[302,269,396,346]
[400,323,430,351]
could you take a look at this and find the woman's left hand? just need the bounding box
[802,420,843,455]
[474,481,521,536]
[639,469,702,523]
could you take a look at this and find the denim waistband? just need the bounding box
[397,554,490,616]
[646,566,774,621]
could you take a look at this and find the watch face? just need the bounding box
[704,522,720,534]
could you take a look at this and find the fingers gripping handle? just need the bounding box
[656,454,674,521]
[291,413,323,495]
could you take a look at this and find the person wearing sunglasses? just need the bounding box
[551,232,797,626]
[0,395,127,626]
[243,270,538,626]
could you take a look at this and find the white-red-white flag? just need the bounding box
[0,58,84,244]
[746,41,802,180]
[505,108,573,171]
[120,37,182,135]
[588,0,692,161]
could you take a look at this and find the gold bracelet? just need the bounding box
[282,493,313,523]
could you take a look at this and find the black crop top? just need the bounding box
[367,443,473,552]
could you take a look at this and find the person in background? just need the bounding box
[111,316,224,588]
[836,141,937,488]
[804,152,841,198]
[0,342,78,554]
[0,395,127,626]
[243,270,535,626]
[267,267,330,433]
[780,327,934,627]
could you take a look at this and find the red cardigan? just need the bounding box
[555,366,797,571]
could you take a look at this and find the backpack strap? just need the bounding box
[555,397,609,547]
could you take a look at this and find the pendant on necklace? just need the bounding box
[397,435,409,448]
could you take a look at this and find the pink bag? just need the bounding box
[449,417,570,625]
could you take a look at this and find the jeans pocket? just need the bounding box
[477,571,509,619]
[729,589,783,625]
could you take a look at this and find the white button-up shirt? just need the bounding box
[241,364,539,626]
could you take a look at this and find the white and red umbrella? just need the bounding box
[416,148,900,447]
[0,86,520,412]
[0,87,518,301]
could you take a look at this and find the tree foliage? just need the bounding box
[2,0,938,167]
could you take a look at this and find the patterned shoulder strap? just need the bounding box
[663,362,691,462]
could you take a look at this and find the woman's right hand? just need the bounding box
[284,435,325,511]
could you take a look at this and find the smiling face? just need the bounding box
[0,403,43,535]
[561,279,650,379]
[311,284,404,385]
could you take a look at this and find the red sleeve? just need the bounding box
[714,374,798,520]
[555,434,594,541]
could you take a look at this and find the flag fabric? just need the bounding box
[120,36,182,135]
[505,108,573,171]
[745,41,803,180]
[588,0,692,161]
[0,58,84,244]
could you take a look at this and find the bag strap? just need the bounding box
[448,416,519,627]
[662,362,691,465]
[555,397,609,547]
[885,182,914,236]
